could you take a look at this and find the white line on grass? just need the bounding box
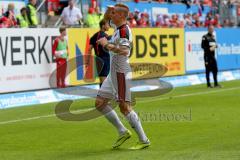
[0,108,93,125]
[138,86,240,103]
[0,86,239,125]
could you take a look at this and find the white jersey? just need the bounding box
[109,24,133,73]
[98,24,133,102]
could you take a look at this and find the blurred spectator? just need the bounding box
[128,13,137,27]
[155,14,163,27]
[91,0,98,8]
[95,6,104,25]
[85,7,103,28]
[183,13,193,28]
[212,14,221,28]
[162,14,170,27]
[169,14,179,27]
[48,0,60,16]
[192,13,202,27]
[26,0,39,27]
[222,19,230,27]
[133,9,140,21]
[16,7,29,28]
[0,11,17,28]
[204,12,221,28]
[61,0,83,26]
[3,3,16,20]
[0,3,17,28]
[204,12,213,27]
[137,12,150,27]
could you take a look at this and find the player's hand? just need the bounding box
[205,62,208,65]
[97,37,108,46]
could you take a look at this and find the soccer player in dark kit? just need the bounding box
[87,19,111,87]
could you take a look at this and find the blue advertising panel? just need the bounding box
[215,28,240,71]
[185,28,240,74]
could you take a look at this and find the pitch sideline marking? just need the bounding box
[138,86,240,103]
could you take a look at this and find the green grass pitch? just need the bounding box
[0,80,240,160]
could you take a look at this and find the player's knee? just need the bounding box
[95,97,108,111]
[119,102,131,116]
[95,97,105,109]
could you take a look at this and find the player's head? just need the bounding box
[59,27,67,37]
[208,24,214,34]
[99,19,110,31]
[111,3,129,26]
[29,0,37,5]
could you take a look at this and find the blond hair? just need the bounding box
[114,3,129,18]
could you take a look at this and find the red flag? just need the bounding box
[84,33,95,82]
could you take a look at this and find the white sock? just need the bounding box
[125,110,148,142]
[101,105,127,135]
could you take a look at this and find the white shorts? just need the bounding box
[97,72,131,102]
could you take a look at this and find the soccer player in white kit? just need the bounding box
[96,3,150,150]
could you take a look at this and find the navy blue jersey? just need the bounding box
[90,31,110,58]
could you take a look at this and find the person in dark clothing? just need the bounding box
[87,19,111,87]
[201,25,221,88]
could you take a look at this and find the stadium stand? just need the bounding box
[0,0,239,28]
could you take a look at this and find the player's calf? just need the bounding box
[120,101,150,147]
[119,101,132,116]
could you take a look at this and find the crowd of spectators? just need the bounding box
[0,0,38,28]
[127,0,239,28]
[127,10,235,28]
[0,0,239,28]
[117,0,212,7]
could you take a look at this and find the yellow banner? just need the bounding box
[130,28,185,79]
[67,28,185,86]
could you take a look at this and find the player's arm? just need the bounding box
[97,37,130,56]
[104,43,130,56]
